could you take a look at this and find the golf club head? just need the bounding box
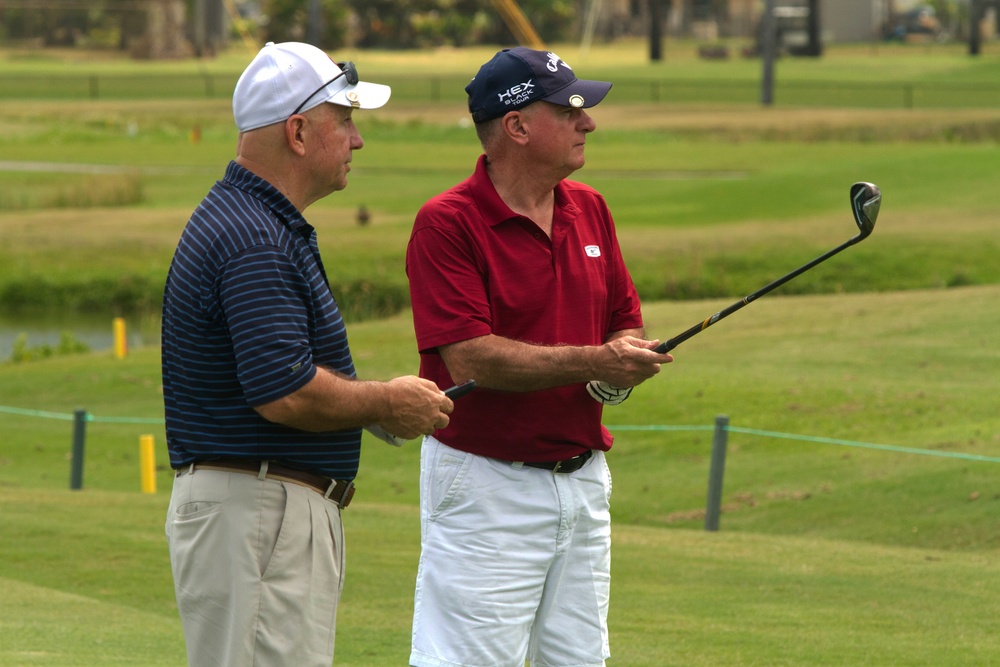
[850,182,880,240]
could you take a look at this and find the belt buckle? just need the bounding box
[550,460,564,474]
[325,479,355,509]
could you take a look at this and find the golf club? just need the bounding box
[652,181,881,355]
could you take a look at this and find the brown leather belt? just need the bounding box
[178,459,355,509]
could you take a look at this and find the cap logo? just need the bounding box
[497,79,535,108]
[546,52,571,73]
[569,95,584,108]
[545,51,573,72]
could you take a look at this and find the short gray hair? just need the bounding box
[474,117,502,150]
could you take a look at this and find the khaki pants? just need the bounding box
[166,467,345,667]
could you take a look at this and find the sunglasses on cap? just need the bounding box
[290,61,359,117]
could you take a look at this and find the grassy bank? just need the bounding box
[2,110,1000,317]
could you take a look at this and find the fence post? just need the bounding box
[704,414,729,531]
[70,409,87,490]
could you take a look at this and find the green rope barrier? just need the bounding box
[2,404,994,464]
[605,424,715,432]
[0,405,78,421]
[0,405,164,425]
[725,425,1000,465]
[607,423,1000,465]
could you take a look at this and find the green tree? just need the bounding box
[345,0,577,49]
[263,0,349,49]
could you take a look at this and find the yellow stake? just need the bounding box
[140,435,156,494]
[113,317,128,359]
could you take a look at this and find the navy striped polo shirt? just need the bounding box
[162,161,362,480]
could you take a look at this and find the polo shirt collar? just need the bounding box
[469,154,579,228]
[223,160,312,235]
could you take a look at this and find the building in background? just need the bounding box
[597,0,893,44]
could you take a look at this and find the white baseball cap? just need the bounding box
[233,41,391,132]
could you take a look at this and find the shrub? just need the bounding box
[7,331,89,363]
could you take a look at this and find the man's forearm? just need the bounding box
[253,367,390,432]
[439,328,648,392]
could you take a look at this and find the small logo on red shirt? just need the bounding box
[584,245,601,257]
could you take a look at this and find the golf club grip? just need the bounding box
[444,379,477,399]
[653,237,857,355]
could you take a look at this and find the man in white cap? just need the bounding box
[162,42,453,667]
[405,47,673,667]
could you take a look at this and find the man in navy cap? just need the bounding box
[405,47,673,667]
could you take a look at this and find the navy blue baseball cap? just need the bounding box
[466,47,612,123]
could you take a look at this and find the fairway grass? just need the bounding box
[3,492,1000,667]
[2,286,998,546]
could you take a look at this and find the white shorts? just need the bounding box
[410,436,613,667]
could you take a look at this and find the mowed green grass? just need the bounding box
[2,40,1000,665]
[5,494,1000,666]
[1,286,1000,666]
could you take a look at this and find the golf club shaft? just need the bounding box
[653,235,861,354]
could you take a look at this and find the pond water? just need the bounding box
[0,313,161,361]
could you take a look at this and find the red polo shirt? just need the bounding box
[406,154,644,461]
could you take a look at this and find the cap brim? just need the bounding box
[542,79,612,109]
[327,81,392,110]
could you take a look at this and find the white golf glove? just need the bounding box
[586,381,633,406]
[364,424,406,447]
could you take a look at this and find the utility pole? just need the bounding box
[806,0,822,56]
[307,0,322,47]
[193,0,206,57]
[761,0,776,105]
[970,0,982,55]
[649,0,663,62]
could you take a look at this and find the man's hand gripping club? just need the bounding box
[587,336,673,406]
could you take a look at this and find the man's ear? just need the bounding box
[284,114,308,157]
[500,111,530,146]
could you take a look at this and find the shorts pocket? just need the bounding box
[427,449,473,520]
